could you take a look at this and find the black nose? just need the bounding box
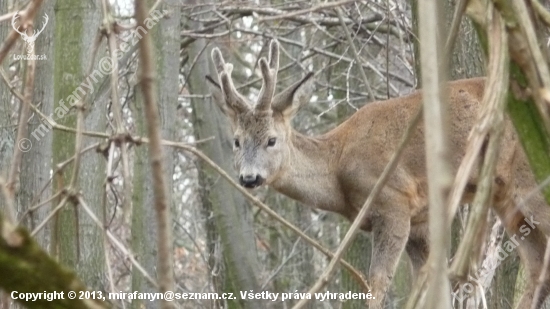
[239,174,263,188]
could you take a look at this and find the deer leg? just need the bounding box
[368,207,411,309]
[406,222,430,276]
[511,224,549,309]
[492,195,550,309]
[512,228,549,309]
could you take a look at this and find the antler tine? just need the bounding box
[37,14,49,33]
[268,40,279,70]
[11,12,25,36]
[256,40,279,112]
[211,48,226,75]
[211,47,249,113]
[272,72,314,113]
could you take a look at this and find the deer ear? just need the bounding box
[206,75,238,123]
[272,72,314,118]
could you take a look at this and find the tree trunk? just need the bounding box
[131,101,158,309]
[51,0,83,265]
[0,0,14,201]
[18,0,55,249]
[75,0,105,289]
[52,0,105,288]
[185,2,262,308]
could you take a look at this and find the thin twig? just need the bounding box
[532,0,550,29]
[532,238,550,309]
[102,0,132,222]
[259,0,359,22]
[77,196,158,288]
[101,140,123,309]
[335,6,375,102]
[31,195,70,236]
[445,0,468,55]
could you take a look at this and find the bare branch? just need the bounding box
[135,1,176,309]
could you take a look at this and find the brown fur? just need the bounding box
[208,41,550,309]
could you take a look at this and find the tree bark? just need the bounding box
[0,0,14,208]
[185,2,262,308]
[51,0,84,265]
[76,0,105,289]
[19,0,55,249]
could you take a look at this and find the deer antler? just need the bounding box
[256,40,279,112]
[211,47,250,114]
[33,14,48,38]
[11,12,26,37]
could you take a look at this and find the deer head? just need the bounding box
[12,11,49,44]
[207,41,313,188]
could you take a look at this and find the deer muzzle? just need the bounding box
[239,174,265,188]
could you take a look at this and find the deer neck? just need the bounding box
[270,130,345,212]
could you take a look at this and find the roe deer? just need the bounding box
[206,40,550,309]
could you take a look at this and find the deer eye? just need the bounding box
[234,139,240,148]
[267,138,277,147]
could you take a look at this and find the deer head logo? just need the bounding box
[12,12,49,54]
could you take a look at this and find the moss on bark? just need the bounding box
[0,220,108,309]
